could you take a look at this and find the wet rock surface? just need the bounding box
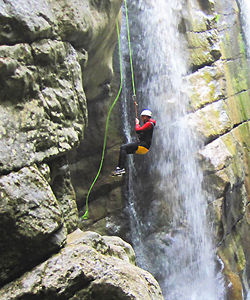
[1,0,250,299]
[0,229,164,300]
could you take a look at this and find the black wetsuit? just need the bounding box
[118,118,156,169]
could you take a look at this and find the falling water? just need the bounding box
[238,0,250,59]
[120,3,150,267]
[121,0,225,299]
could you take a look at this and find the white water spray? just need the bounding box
[120,5,149,267]
[238,0,250,59]
[121,0,225,299]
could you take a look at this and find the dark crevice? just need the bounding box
[0,224,66,288]
[190,60,214,73]
[216,214,244,248]
[0,151,68,177]
[189,95,226,114]
[204,118,250,146]
[198,0,214,15]
[0,164,31,177]
[187,52,243,75]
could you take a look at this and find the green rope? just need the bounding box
[124,0,136,97]
[82,20,123,219]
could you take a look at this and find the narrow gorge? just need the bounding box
[1,0,250,299]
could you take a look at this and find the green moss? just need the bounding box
[223,31,250,98]
[239,91,250,120]
[215,14,220,23]
[196,101,231,139]
[236,245,246,272]
[226,91,250,126]
[221,133,236,155]
[226,31,230,43]
[234,122,250,149]
[189,65,224,111]
[239,34,246,57]
[219,228,246,275]
[231,67,248,94]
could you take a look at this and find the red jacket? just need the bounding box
[135,118,156,149]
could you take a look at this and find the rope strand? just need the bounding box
[82,20,123,219]
[82,1,137,219]
[124,0,136,98]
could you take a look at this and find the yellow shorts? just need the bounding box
[136,146,149,155]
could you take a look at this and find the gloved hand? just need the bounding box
[135,118,139,125]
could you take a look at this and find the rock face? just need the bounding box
[0,164,67,285]
[183,0,250,298]
[0,0,147,297]
[0,0,163,298]
[2,0,250,299]
[0,229,164,300]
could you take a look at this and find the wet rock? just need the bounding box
[0,41,87,174]
[49,156,78,234]
[0,0,56,44]
[188,62,225,111]
[0,165,67,285]
[182,0,250,297]
[0,230,164,300]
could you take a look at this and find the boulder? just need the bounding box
[0,165,67,285]
[0,229,164,300]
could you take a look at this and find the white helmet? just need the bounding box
[140,109,152,117]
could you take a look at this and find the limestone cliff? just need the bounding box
[0,0,164,299]
[184,0,250,298]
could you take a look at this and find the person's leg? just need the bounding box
[118,141,139,169]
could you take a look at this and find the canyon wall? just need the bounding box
[79,0,250,297]
[185,0,250,298]
[1,0,250,299]
[0,1,163,299]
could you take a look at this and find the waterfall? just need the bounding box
[238,0,250,59]
[121,0,225,299]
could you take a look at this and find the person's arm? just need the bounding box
[135,120,153,132]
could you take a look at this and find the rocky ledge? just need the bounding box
[0,229,164,300]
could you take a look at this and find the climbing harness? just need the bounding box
[81,21,123,219]
[82,0,137,219]
[136,146,149,155]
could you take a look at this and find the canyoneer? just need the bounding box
[112,109,156,176]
